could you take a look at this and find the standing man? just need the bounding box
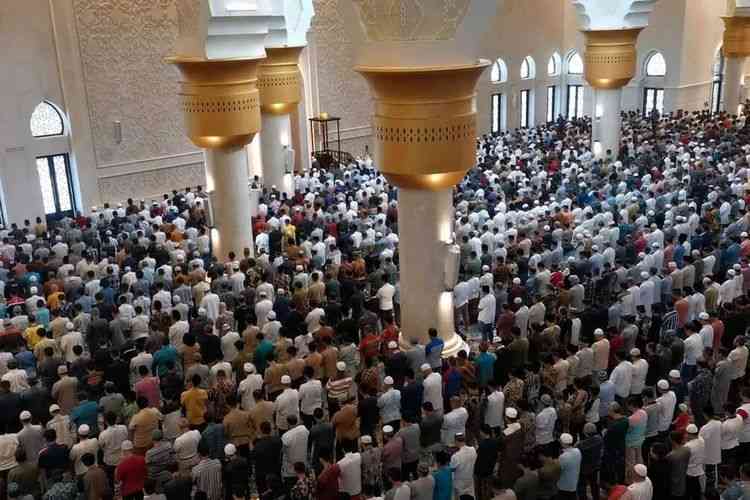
[450,433,476,499]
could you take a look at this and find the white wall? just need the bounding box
[0,0,66,224]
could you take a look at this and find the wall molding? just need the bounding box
[96,150,204,178]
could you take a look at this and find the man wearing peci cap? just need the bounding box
[275,375,300,432]
[558,433,582,499]
[627,464,653,500]
[450,432,477,499]
[378,376,402,432]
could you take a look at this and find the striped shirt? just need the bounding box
[192,458,222,500]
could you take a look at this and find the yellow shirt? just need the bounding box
[23,325,43,349]
[181,387,208,426]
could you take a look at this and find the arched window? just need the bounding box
[520,56,536,80]
[645,52,667,77]
[490,58,508,83]
[567,52,584,75]
[30,101,64,138]
[548,52,561,76]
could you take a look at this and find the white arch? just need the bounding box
[548,52,562,76]
[491,58,508,83]
[567,51,584,75]
[521,55,536,79]
[645,51,667,77]
[30,101,65,138]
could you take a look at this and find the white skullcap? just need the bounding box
[505,407,518,419]
[514,297,522,304]
[49,404,60,413]
[244,363,256,374]
[630,348,640,357]
[482,265,490,272]
[267,311,276,320]
[30,287,37,294]
[669,370,681,379]
[384,376,394,385]
[66,322,74,330]
[634,464,648,477]
[383,425,394,434]
[420,363,431,372]
[281,375,292,384]
[19,411,31,421]
[686,424,698,434]
[729,270,736,276]
[360,435,373,444]
[198,307,207,316]
[699,312,709,320]
[657,379,669,390]
[388,341,397,349]
[78,424,90,435]
[560,433,574,445]
[336,361,346,372]
[513,277,521,284]
[594,328,604,337]
[224,444,237,456]
[641,272,649,279]
[296,265,303,271]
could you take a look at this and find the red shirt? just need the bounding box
[135,376,161,408]
[316,464,340,500]
[116,454,146,496]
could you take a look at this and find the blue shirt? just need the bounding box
[432,466,453,500]
[35,307,50,328]
[70,400,98,434]
[475,352,496,386]
[425,338,444,369]
[152,345,178,377]
[557,447,582,492]
[599,381,616,418]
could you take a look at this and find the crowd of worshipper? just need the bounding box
[0,108,749,500]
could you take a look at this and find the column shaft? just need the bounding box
[725,56,746,115]
[260,113,295,196]
[593,88,623,159]
[398,188,457,351]
[205,146,254,259]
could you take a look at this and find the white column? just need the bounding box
[398,188,461,353]
[204,146,254,259]
[260,113,295,197]
[593,88,622,159]
[725,56,746,115]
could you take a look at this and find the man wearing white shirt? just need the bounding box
[168,312,189,351]
[698,312,714,349]
[274,376,300,431]
[685,424,706,496]
[683,326,704,382]
[656,380,676,437]
[255,293,273,330]
[298,367,323,428]
[535,395,557,450]
[281,417,309,483]
[200,291,220,322]
[630,348,649,396]
[238,363,263,411]
[450,433,477,498]
[441,397,468,447]
[485,382,505,434]
[609,350,633,402]
[477,285,496,342]
[337,451,362,498]
[627,464,653,500]
[421,365,443,415]
[699,409,722,494]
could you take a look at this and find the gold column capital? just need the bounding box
[165,56,262,149]
[723,16,750,58]
[355,61,489,190]
[583,28,643,90]
[258,46,305,116]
